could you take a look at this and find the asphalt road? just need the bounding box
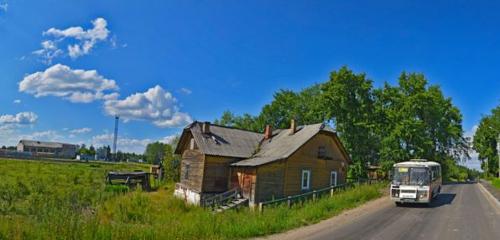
[307,183,499,240]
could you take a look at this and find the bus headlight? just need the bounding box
[418,190,428,199]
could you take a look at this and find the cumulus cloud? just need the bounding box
[104,85,192,128]
[19,64,119,103]
[0,112,38,125]
[32,40,64,65]
[69,127,92,134]
[21,130,61,141]
[91,133,152,154]
[13,99,21,104]
[160,135,178,144]
[33,17,111,63]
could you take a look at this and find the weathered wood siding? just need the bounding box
[230,167,257,202]
[180,149,205,192]
[203,155,239,193]
[283,133,348,196]
[254,161,285,203]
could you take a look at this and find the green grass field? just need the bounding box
[0,158,385,240]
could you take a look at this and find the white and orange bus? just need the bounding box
[390,159,442,206]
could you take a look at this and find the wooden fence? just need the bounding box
[258,178,382,212]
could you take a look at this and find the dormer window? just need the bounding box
[318,146,326,159]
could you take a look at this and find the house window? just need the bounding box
[330,171,338,186]
[184,164,190,180]
[301,170,311,190]
[318,146,326,159]
[189,138,195,150]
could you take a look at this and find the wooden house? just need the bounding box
[174,120,351,206]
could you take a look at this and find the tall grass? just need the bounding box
[0,159,385,239]
[491,178,500,189]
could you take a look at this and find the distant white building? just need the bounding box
[17,140,77,159]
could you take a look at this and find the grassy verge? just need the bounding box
[492,178,500,189]
[0,158,386,240]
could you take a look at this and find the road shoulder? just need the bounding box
[256,196,392,240]
[478,180,500,211]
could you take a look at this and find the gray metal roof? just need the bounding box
[231,123,336,167]
[188,122,263,158]
[19,140,75,148]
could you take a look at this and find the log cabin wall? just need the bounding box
[180,149,205,192]
[203,155,240,193]
[283,133,348,196]
[254,160,286,203]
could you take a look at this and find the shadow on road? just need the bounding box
[398,193,456,208]
[444,181,476,185]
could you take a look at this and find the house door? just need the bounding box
[232,168,255,200]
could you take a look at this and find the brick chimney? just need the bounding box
[202,121,210,134]
[264,125,272,140]
[290,119,296,135]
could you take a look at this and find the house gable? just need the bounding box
[282,132,349,196]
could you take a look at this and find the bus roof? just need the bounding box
[393,160,440,168]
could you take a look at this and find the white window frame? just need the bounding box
[330,171,338,186]
[301,170,311,190]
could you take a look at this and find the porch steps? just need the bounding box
[214,197,249,213]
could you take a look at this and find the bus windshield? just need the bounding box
[392,167,429,186]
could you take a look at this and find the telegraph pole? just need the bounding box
[497,133,500,178]
[112,115,119,161]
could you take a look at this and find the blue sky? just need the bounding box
[0,1,499,163]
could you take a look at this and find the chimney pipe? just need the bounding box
[202,121,210,134]
[264,125,272,140]
[290,119,296,135]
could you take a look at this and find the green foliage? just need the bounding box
[0,159,385,239]
[491,178,500,189]
[215,66,469,178]
[322,67,379,177]
[144,142,167,164]
[144,139,181,181]
[375,73,468,171]
[473,104,500,177]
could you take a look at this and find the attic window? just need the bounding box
[211,135,220,145]
[318,146,326,159]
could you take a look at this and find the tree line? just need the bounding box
[473,104,500,177]
[214,66,471,179]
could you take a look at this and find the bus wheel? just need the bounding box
[395,202,403,207]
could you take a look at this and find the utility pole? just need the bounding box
[112,115,119,161]
[497,133,500,178]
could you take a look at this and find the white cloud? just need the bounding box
[69,127,92,134]
[104,85,192,128]
[0,112,38,125]
[19,64,119,103]
[160,135,178,144]
[32,40,64,65]
[13,99,21,104]
[91,133,151,154]
[19,130,62,142]
[0,2,8,12]
[33,17,111,62]
[179,87,192,95]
